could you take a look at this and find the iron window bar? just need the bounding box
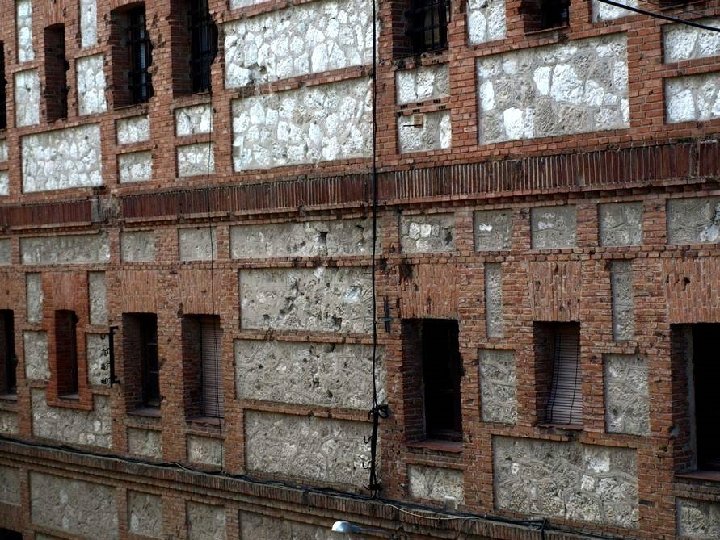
[406,0,450,54]
[189,0,217,93]
[127,8,153,104]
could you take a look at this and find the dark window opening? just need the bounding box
[189,0,217,93]
[56,310,79,397]
[0,43,7,130]
[0,310,16,395]
[535,322,582,426]
[692,324,720,471]
[123,313,160,409]
[522,0,570,33]
[44,24,69,121]
[127,6,153,103]
[0,529,22,540]
[182,314,223,419]
[405,0,450,54]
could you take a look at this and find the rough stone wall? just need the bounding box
[610,261,634,341]
[187,436,224,467]
[22,124,103,192]
[407,465,464,504]
[89,272,107,325]
[231,219,373,259]
[664,19,720,62]
[121,230,156,262]
[677,498,720,538]
[179,227,217,261]
[599,202,643,246]
[30,472,118,539]
[231,78,372,170]
[0,172,8,196]
[224,0,372,87]
[235,340,382,409]
[24,331,49,380]
[127,428,162,458]
[0,140,7,162]
[485,263,503,338]
[475,210,512,251]
[118,151,153,183]
[76,54,107,115]
[21,233,109,264]
[240,267,372,333]
[80,0,98,48]
[667,197,720,243]
[400,213,455,253]
[0,410,18,434]
[128,491,162,538]
[493,437,638,528]
[15,69,40,127]
[0,239,10,264]
[396,65,450,105]
[467,0,506,45]
[398,111,451,153]
[666,73,720,123]
[86,334,109,386]
[240,512,342,539]
[31,390,112,448]
[28,273,46,322]
[178,143,215,177]
[604,355,649,435]
[116,115,150,144]
[176,105,213,136]
[245,412,370,487]
[477,34,628,143]
[591,0,637,22]
[479,349,516,424]
[187,502,226,540]
[0,465,20,505]
[531,206,577,249]
[16,0,34,62]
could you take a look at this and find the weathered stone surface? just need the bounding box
[599,202,642,246]
[30,472,118,539]
[475,209,512,251]
[396,65,449,105]
[117,115,150,145]
[24,331,49,380]
[22,124,102,192]
[128,491,162,538]
[592,0,637,21]
[21,233,109,265]
[664,19,720,62]
[677,498,720,538]
[240,267,372,333]
[604,355,649,436]
[0,172,9,196]
[32,390,112,448]
[232,78,371,170]
[667,197,720,243]
[187,502,226,540]
[0,140,7,162]
[666,73,720,123]
[87,334,109,386]
[122,230,156,262]
[531,206,577,249]
[0,465,20,505]
[89,272,107,325]
[611,261,634,341]
[178,143,215,177]
[176,104,213,136]
[493,437,638,528]
[240,512,343,540]
[0,410,18,434]
[224,0,371,87]
[187,435,224,467]
[77,54,107,115]
[408,465,464,503]
[480,349,516,424]
[400,213,454,253]
[477,34,628,143]
[26,273,43,323]
[467,0,506,44]
[15,69,39,127]
[235,340,383,409]
[231,219,374,259]
[118,151,152,183]
[485,263,503,338]
[179,227,217,261]
[16,0,34,62]
[0,239,11,264]
[127,428,162,458]
[245,412,371,487]
[398,111,451,153]
[80,0,98,47]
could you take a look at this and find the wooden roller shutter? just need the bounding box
[200,316,223,418]
[545,324,582,426]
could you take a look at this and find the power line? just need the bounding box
[596,0,720,31]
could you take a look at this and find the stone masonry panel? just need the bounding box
[599,202,642,246]
[396,65,450,105]
[592,0,637,22]
[604,355,649,436]
[187,435,224,467]
[666,73,720,123]
[531,206,577,249]
[119,151,153,183]
[176,104,213,136]
[121,230,156,262]
[664,19,720,63]
[77,54,107,115]
[179,227,217,261]
[667,197,720,243]
[16,0,34,62]
[128,491,162,538]
[178,143,215,178]
[80,0,98,47]
[86,334,110,386]
[127,428,162,459]
[240,513,339,539]
[677,498,720,538]
[398,111,451,153]
[0,410,18,434]
[467,0,506,45]
[611,261,634,341]
[116,115,150,145]
[15,69,40,127]
[24,331,49,380]
[479,349,516,424]
[187,502,226,540]
[400,213,455,253]
[407,465,464,504]
[32,390,112,448]
[0,465,20,505]
[485,263,503,338]
[21,233,109,264]
[475,209,512,251]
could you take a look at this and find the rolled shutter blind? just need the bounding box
[200,316,223,418]
[546,324,582,425]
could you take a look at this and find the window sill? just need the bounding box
[677,470,720,482]
[187,416,223,429]
[407,440,462,454]
[129,406,161,418]
[0,393,17,402]
[58,393,80,401]
[524,24,569,37]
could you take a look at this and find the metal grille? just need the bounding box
[139,315,160,407]
[545,324,582,425]
[407,0,449,54]
[189,0,217,93]
[127,7,153,104]
[0,43,7,130]
[199,316,223,418]
[0,311,15,394]
[540,0,569,30]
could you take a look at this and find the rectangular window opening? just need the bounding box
[112,4,153,107]
[692,324,720,471]
[43,24,68,121]
[182,314,223,419]
[189,0,217,93]
[55,310,79,397]
[405,0,450,55]
[522,0,570,33]
[0,310,16,396]
[0,42,7,130]
[123,313,160,410]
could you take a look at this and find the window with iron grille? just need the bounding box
[189,0,217,93]
[0,310,16,396]
[123,313,160,410]
[182,314,223,419]
[0,43,7,130]
[522,0,570,33]
[690,324,720,471]
[406,0,450,54]
[44,24,69,121]
[55,310,79,397]
[127,6,153,104]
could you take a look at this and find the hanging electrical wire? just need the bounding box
[596,0,720,31]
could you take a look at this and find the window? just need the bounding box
[534,322,582,426]
[0,42,7,130]
[402,319,462,442]
[0,529,22,540]
[55,310,79,397]
[182,315,223,419]
[0,310,16,396]
[522,0,570,33]
[405,0,450,54]
[690,324,720,470]
[189,0,217,93]
[123,313,160,409]
[111,4,153,106]
[44,24,68,121]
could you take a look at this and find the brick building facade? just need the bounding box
[0,0,719,537]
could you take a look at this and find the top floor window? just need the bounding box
[523,0,570,33]
[406,0,450,54]
[189,0,217,93]
[127,6,153,104]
